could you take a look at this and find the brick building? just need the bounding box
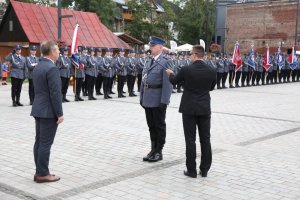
[225,0,300,54]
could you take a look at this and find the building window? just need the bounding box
[9,20,13,31]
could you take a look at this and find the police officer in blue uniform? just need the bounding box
[140,36,173,162]
[102,48,113,99]
[127,49,137,97]
[136,50,147,92]
[26,45,39,105]
[95,48,105,95]
[85,47,98,100]
[6,45,26,106]
[57,46,71,102]
[72,46,85,101]
[81,46,88,96]
[114,48,127,98]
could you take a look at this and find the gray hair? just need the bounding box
[40,41,57,56]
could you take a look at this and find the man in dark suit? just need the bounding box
[31,41,64,183]
[166,45,216,178]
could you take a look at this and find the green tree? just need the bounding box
[126,0,176,44]
[173,0,215,47]
[9,0,55,6]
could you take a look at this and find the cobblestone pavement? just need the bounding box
[0,82,300,200]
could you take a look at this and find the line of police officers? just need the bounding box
[207,53,300,89]
[5,44,299,107]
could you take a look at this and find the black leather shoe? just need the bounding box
[122,91,126,94]
[107,95,112,99]
[12,102,17,107]
[16,102,24,106]
[64,98,70,102]
[110,91,116,94]
[91,96,97,100]
[78,97,84,101]
[184,170,197,178]
[143,151,155,161]
[132,93,137,96]
[199,171,207,177]
[99,92,103,95]
[148,152,162,162]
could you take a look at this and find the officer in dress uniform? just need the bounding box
[169,52,178,93]
[26,45,39,105]
[266,56,274,85]
[241,55,249,87]
[136,50,147,92]
[296,56,300,81]
[256,55,263,85]
[95,48,105,95]
[85,47,98,100]
[57,46,71,102]
[228,53,236,88]
[81,46,88,96]
[235,56,243,87]
[140,36,173,162]
[272,54,278,84]
[222,54,229,88]
[6,45,26,106]
[216,54,225,89]
[72,46,85,101]
[114,48,127,98]
[102,48,113,99]
[126,49,138,97]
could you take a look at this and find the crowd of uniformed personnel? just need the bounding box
[2,44,300,107]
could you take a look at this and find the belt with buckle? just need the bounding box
[144,84,162,89]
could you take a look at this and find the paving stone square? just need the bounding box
[0,82,300,200]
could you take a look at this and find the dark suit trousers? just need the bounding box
[34,117,58,176]
[29,78,35,102]
[95,74,103,93]
[228,70,235,86]
[86,75,96,97]
[221,72,228,87]
[117,75,126,93]
[182,114,212,174]
[61,77,69,95]
[127,75,136,93]
[235,71,241,86]
[145,107,166,151]
[11,77,24,102]
[103,77,110,93]
[75,78,83,97]
[216,72,222,88]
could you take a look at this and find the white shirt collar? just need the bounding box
[153,53,161,61]
[43,56,55,64]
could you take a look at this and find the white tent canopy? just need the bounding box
[175,43,193,51]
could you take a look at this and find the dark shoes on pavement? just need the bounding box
[34,174,60,183]
[183,170,207,178]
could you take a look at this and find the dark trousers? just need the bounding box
[75,78,83,97]
[117,75,126,93]
[221,72,228,87]
[137,74,142,92]
[103,77,110,93]
[33,117,58,176]
[127,75,136,94]
[286,69,291,82]
[279,70,284,83]
[297,69,300,81]
[11,77,24,102]
[272,71,278,83]
[95,74,103,94]
[262,70,266,84]
[82,78,87,95]
[241,71,248,86]
[235,71,241,86]
[86,75,96,97]
[229,70,235,86]
[266,71,273,84]
[182,114,212,174]
[145,107,166,151]
[216,72,222,88]
[61,77,69,95]
[256,72,262,85]
[292,70,297,82]
[29,78,34,103]
[251,71,257,85]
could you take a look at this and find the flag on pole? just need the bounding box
[232,42,242,72]
[288,46,298,70]
[263,45,271,71]
[247,45,256,69]
[71,23,79,55]
[277,47,284,70]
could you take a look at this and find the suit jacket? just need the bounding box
[169,60,216,116]
[31,57,63,118]
[57,55,71,78]
[140,54,173,107]
[26,55,39,79]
